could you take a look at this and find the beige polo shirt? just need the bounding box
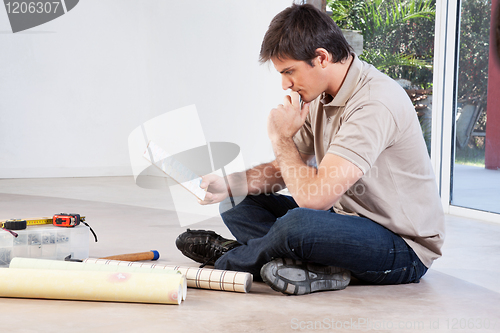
[293,55,445,268]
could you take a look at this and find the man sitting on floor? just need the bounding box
[175,4,445,295]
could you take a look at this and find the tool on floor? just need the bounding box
[52,213,83,227]
[1,214,85,229]
[100,250,160,261]
[2,218,50,230]
[0,214,98,242]
[65,250,160,263]
[1,218,57,237]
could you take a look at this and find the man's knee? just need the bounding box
[273,208,313,236]
[269,208,325,260]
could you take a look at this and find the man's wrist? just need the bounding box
[272,137,297,161]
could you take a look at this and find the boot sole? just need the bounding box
[260,258,350,295]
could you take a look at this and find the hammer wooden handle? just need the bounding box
[100,250,160,261]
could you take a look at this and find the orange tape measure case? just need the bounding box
[52,213,81,227]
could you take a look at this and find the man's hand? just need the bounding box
[267,91,310,143]
[198,174,229,205]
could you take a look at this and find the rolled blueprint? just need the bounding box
[83,258,253,293]
[0,268,183,305]
[9,257,187,301]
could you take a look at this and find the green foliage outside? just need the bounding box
[327,0,435,88]
[455,143,486,167]
[457,0,491,103]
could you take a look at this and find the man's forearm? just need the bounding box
[271,137,364,210]
[272,137,318,206]
[226,161,286,197]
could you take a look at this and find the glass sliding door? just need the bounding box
[451,0,500,214]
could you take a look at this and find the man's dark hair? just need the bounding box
[259,4,353,66]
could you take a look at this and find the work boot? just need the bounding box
[260,258,351,295]
[175,229,241,268]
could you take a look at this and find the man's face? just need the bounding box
[271,56,326,103]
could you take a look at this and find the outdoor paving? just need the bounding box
[452,164,500,214]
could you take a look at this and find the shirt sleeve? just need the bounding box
[327,101,399,174]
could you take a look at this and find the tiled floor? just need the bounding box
[0,176,499,333]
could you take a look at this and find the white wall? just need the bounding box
[0,0,291,178]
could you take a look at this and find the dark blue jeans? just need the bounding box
[214,194,428,284]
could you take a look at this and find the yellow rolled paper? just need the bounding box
[3,269,183,305]
[9,257,187,301]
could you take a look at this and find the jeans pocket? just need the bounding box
[355,267,408,285]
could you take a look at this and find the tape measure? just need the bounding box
[1,213,97,242]
[1,214,86,230]
[1,218,49,230]
[53,214,84,227]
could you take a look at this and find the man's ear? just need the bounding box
[315,48,331,68]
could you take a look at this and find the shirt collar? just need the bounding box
[321,53,363,107]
